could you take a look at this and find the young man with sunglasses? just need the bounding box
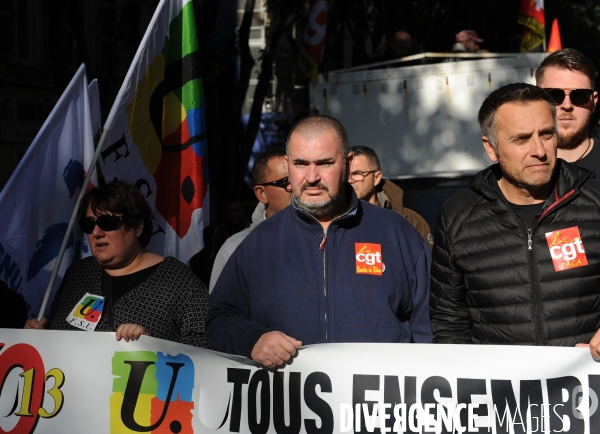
[536,48,599,174]
[207,115,432,368]
[348,146,432,248]
[430,83,600,358]
[209,147,291,293]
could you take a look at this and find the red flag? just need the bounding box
[548,18,562,52]
[298,0,328,82]
[518,0,545,52]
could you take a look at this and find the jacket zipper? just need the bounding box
[525,187,577,345]
[304,205,356,344]
[319,230,328,341]
[526,225,544,345]
[516,214,543,345]
[319,233,327,249]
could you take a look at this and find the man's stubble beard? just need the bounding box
[294,165,348,218]
[295,182,347,218]
[498,158,555,191]
[558,118,591,150]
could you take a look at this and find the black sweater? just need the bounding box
[47,256,208,348]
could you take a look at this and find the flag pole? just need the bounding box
[37,127,110,320]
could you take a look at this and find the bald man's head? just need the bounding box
[285,115,349,163]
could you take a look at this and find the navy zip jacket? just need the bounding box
[206,187,432,358]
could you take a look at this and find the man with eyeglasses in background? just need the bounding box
[209,147,291,292]
[536,48,599,174]
[348,146,432,248]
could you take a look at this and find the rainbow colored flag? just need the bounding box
[100,0,208,263]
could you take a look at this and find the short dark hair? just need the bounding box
[286,115,349,163]
[78,180,154,248]
[349,146,381,170]
[252,147,287,184]
[478,83,556,150]
[536,48,598,89]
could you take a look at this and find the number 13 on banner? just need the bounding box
[0,343,65,433]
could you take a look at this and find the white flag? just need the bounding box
[88,79,102,146]
[99,0,209,263]
[0,64,95,318]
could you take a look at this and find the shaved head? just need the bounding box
[286,115,349,163]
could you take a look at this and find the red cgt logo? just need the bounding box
[355,243,383,276]
[545,226,588,272]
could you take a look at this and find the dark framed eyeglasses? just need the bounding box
[256,176,291,190]
[350,170,378,182]
[79,214,124,234]
[543,88,594,106]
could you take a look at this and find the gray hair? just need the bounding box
[478,83,557,150]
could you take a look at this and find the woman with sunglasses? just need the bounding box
[24,180,209,348]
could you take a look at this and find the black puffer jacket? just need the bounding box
[431,161,600,346]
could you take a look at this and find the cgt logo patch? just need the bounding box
[545,226,588,272]
[111,351,195,433]
[355,243,383,276]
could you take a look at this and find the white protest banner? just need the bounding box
[98,0,209,263]
[1,329,600,434]
[0,64,95,318]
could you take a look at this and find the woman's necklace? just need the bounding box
[576,138,592,162]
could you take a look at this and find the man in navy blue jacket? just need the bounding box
[206,115,432,368]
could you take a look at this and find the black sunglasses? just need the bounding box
[79,214,124,234]
[543,88,594,106]
[256,176,290,189]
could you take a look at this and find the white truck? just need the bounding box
[310,52,548,177]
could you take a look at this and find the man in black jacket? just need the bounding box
[430,83,600,354]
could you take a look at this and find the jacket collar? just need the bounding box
[291,183,360,229]
[470,160,593,217]
[378,179,405,213]
[553,158,593,196]
[541,160,592,219]
[249,202,266,230]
